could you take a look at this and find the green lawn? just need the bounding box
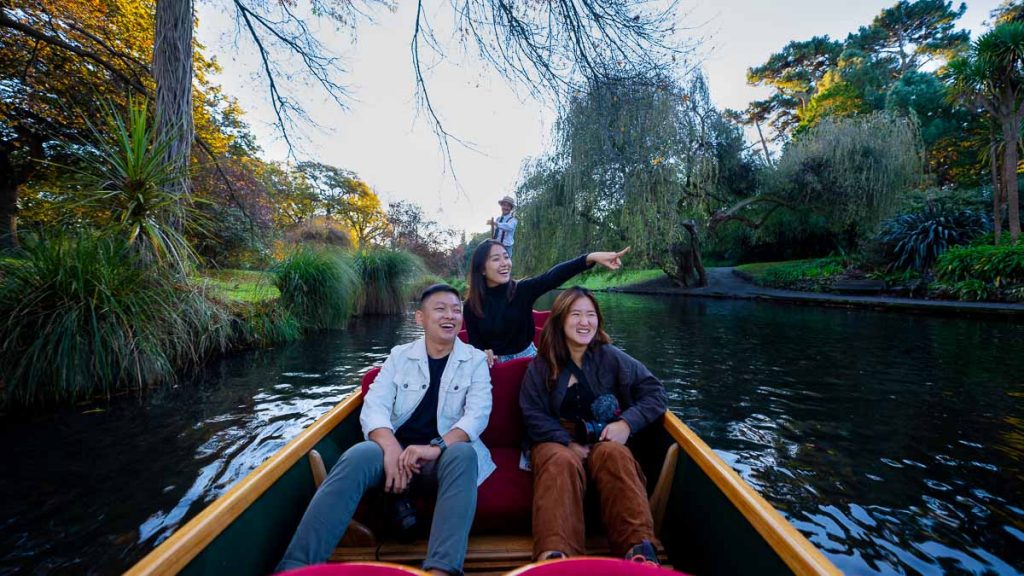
[560,268,665,291]
[734,257,845,290]
[197,269,279,303]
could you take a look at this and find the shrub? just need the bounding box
[354,249,426,315]
[0,234,231,405]
[878,204,990,271]
[935,244,1024,285]
[273,247,360,329]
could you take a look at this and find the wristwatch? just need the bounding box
[429,436,447,453]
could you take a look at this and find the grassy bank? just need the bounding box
[734,258,845,292]
[198,269,279,302]
[560,268,665,291]
[735,247,1024,302]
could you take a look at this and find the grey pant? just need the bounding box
[276,441,479,574]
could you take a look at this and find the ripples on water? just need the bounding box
[593,295,1024,576]
[0,296,1022,575]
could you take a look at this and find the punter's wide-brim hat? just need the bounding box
[498,195,515,208]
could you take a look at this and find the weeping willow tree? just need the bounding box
[516,73,751,286]
[759,112,927,250]
[516,78,926,285]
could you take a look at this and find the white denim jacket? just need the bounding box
[359,336,495,485]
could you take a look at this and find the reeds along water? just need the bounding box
[354,249,425,315]
[272,246,360,329]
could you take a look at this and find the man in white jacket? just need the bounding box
[277,284,493,575]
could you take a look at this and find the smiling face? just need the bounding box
[416,290,463,344]
[563,295,599,349]
[483,243,511,287]
[499,202,513,215]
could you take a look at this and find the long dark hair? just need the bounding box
[537,287,611,387]
[466,239,516,317]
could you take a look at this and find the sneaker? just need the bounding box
[542,551,567,561]
[626,539,659,566]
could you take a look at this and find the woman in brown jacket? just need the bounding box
[519,287,667,564]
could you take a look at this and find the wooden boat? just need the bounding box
[127,314,840,576]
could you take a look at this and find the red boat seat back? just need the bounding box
[360,358,531,450]
[532,309,551,328]
[479,357,531,448]
[360,367,381,395]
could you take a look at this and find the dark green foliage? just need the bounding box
[878,204,990,271]
[445,277,469,298]
[273,247,359,329]
[354,249,425,315]
[0,234,231,405]
[935,243,1024,284]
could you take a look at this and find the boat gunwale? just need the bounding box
[124,389,365,576]
[662,412,840,576]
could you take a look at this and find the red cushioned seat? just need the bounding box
[359,355,535,533]
[532,310,551,328]
[474,447,533,532]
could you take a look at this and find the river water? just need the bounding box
[0,294,1021,575]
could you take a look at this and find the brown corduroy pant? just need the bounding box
[530,441,656,559]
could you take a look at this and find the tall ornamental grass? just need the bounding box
[355,249,425,315]
[273,247,360,329]
[0,234,231,405]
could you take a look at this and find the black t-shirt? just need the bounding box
[395,354,449,447]
[464,255,593,356]
[559,363,595,421]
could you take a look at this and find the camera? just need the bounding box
[389,495,418,544]
[572,394,621,444]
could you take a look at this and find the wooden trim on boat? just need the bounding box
[661,412,840,576]
[125,390,366,576]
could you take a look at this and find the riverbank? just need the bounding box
[611,267,1024,317]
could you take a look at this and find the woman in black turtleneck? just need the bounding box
[463,239,629,366]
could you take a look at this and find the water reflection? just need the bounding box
[0,295,1022,575]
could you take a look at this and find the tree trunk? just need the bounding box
[682,221,708,287]
[1002,116,1021,242]
[153,0,195,206]
[991,140,1003,244]
[0,146,19,250]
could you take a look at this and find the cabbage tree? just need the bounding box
[948,21,1024,243]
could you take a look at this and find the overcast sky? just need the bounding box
[195,0,1000,238]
